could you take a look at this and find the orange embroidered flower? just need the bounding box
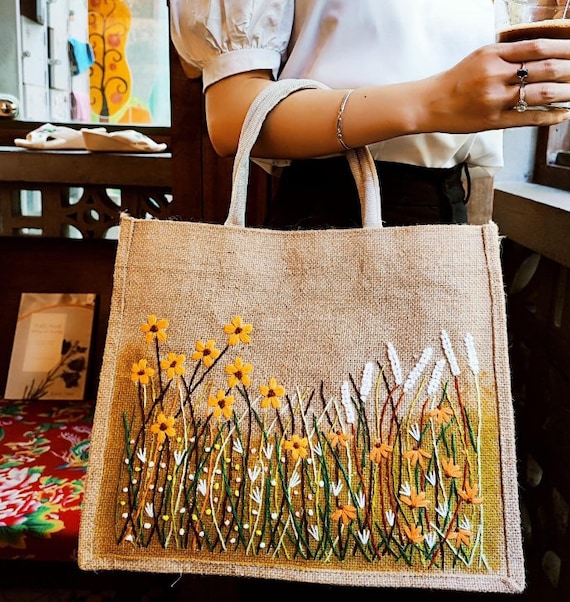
[150,412,176,443]
[208,389,235,419]
[225,357,253,388]
[160,353,186,379]
[326,430,350,449]
[131,359,155,385]
[458,482,484,505]
[191,339,221,368]
[403,446,431,470]
[400,487,430,510]
[403,523,425,545]
[429,404,454,426]
[448,527,473,549]
[370,441,393,464]
[140,315,169,343]
[331,504,357,526]
[223,316,253,346]
[441,457,462,479]
[260,377,285,409]
[283,434,309,460]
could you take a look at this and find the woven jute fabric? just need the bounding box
[79,81,525,593]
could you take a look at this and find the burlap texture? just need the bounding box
[78,216,525,593]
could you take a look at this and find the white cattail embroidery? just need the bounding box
[360,361,375,401]
[464,332,480,376]
[441,330,460,376]
[403,347,433,393]
[387,342,403,385]
[341,381,356,424]
[427,359,446,397]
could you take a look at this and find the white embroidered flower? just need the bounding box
[386,509,395,527]
[145,502,154,518]
[262,443,273,459]
[249,487,262,505]
[358,528,370,545]
[197,479,207,496]
[233,438,243,455]
[356,490,366,509]
[308,525,320,541]
[173,449,186,466]
[248,465,261,482]
[459,516,471,531]
[426,471,436,487]
[424,532,437,550]
[408,423,421,442]
[436,502,449,519]
[289,471,301,490]
[399,482,412,497]
[331,480,343,497]
[136,448,147,463]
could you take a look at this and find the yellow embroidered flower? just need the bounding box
[225,357,253,387]
[403,523,425,545]
[208,389,235,419]
[160,353,186,379]
[283,434,309,460]
[429,405,454,426]
[458,482,484,505]
[403,446,431,470]
[331,504,357,526]
[223,316,253,346]
[150,412,176,443]
[191,339,221,368]
[140,315,169,343]
[400,487,430,510]
[326,430,350,449]
[370,441,393,464]
[131,359,155,385]
[259,377,285,409]
[441,457,462,479]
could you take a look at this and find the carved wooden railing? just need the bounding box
[0,147,174,239]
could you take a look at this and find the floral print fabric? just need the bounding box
[0,399,93,560]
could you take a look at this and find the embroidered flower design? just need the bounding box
[225,357,253,387]
[223,316,252,346]
[150,413,176,443]
[140,315,169,343]
[160,353,186,379]
[191,339,221,368]
[130,359,154,385]
[370,441,393,464]
[260,377,285,409]
[326,430,350,450]
[208,390,235,419]
[331,504,357,526]
[283,434,309,461]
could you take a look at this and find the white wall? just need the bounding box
[496,126,538,182]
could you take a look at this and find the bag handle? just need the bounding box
[224,79,383,228]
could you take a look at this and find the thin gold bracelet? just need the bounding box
[336,89,354,151]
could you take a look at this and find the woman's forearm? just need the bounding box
[204,40,570,159]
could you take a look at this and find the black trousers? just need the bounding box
[264,157,469,229]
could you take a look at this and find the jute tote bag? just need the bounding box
[79,80,525,593]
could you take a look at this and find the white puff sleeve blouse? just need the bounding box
[170,0,503,176]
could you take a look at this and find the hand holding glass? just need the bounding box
[495,0,570,110]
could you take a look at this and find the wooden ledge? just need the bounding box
[493,181,570,268]
[0,146,172,188]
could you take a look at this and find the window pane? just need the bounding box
[1,0,170,126]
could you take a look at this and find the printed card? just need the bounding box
[4,293,96,401]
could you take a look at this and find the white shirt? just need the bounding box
[170,0,503,176]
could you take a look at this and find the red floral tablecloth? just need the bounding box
[0,398,93,561]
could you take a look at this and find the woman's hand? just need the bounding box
[420,38,570,134]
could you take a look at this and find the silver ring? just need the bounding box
[513,63,529,112]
